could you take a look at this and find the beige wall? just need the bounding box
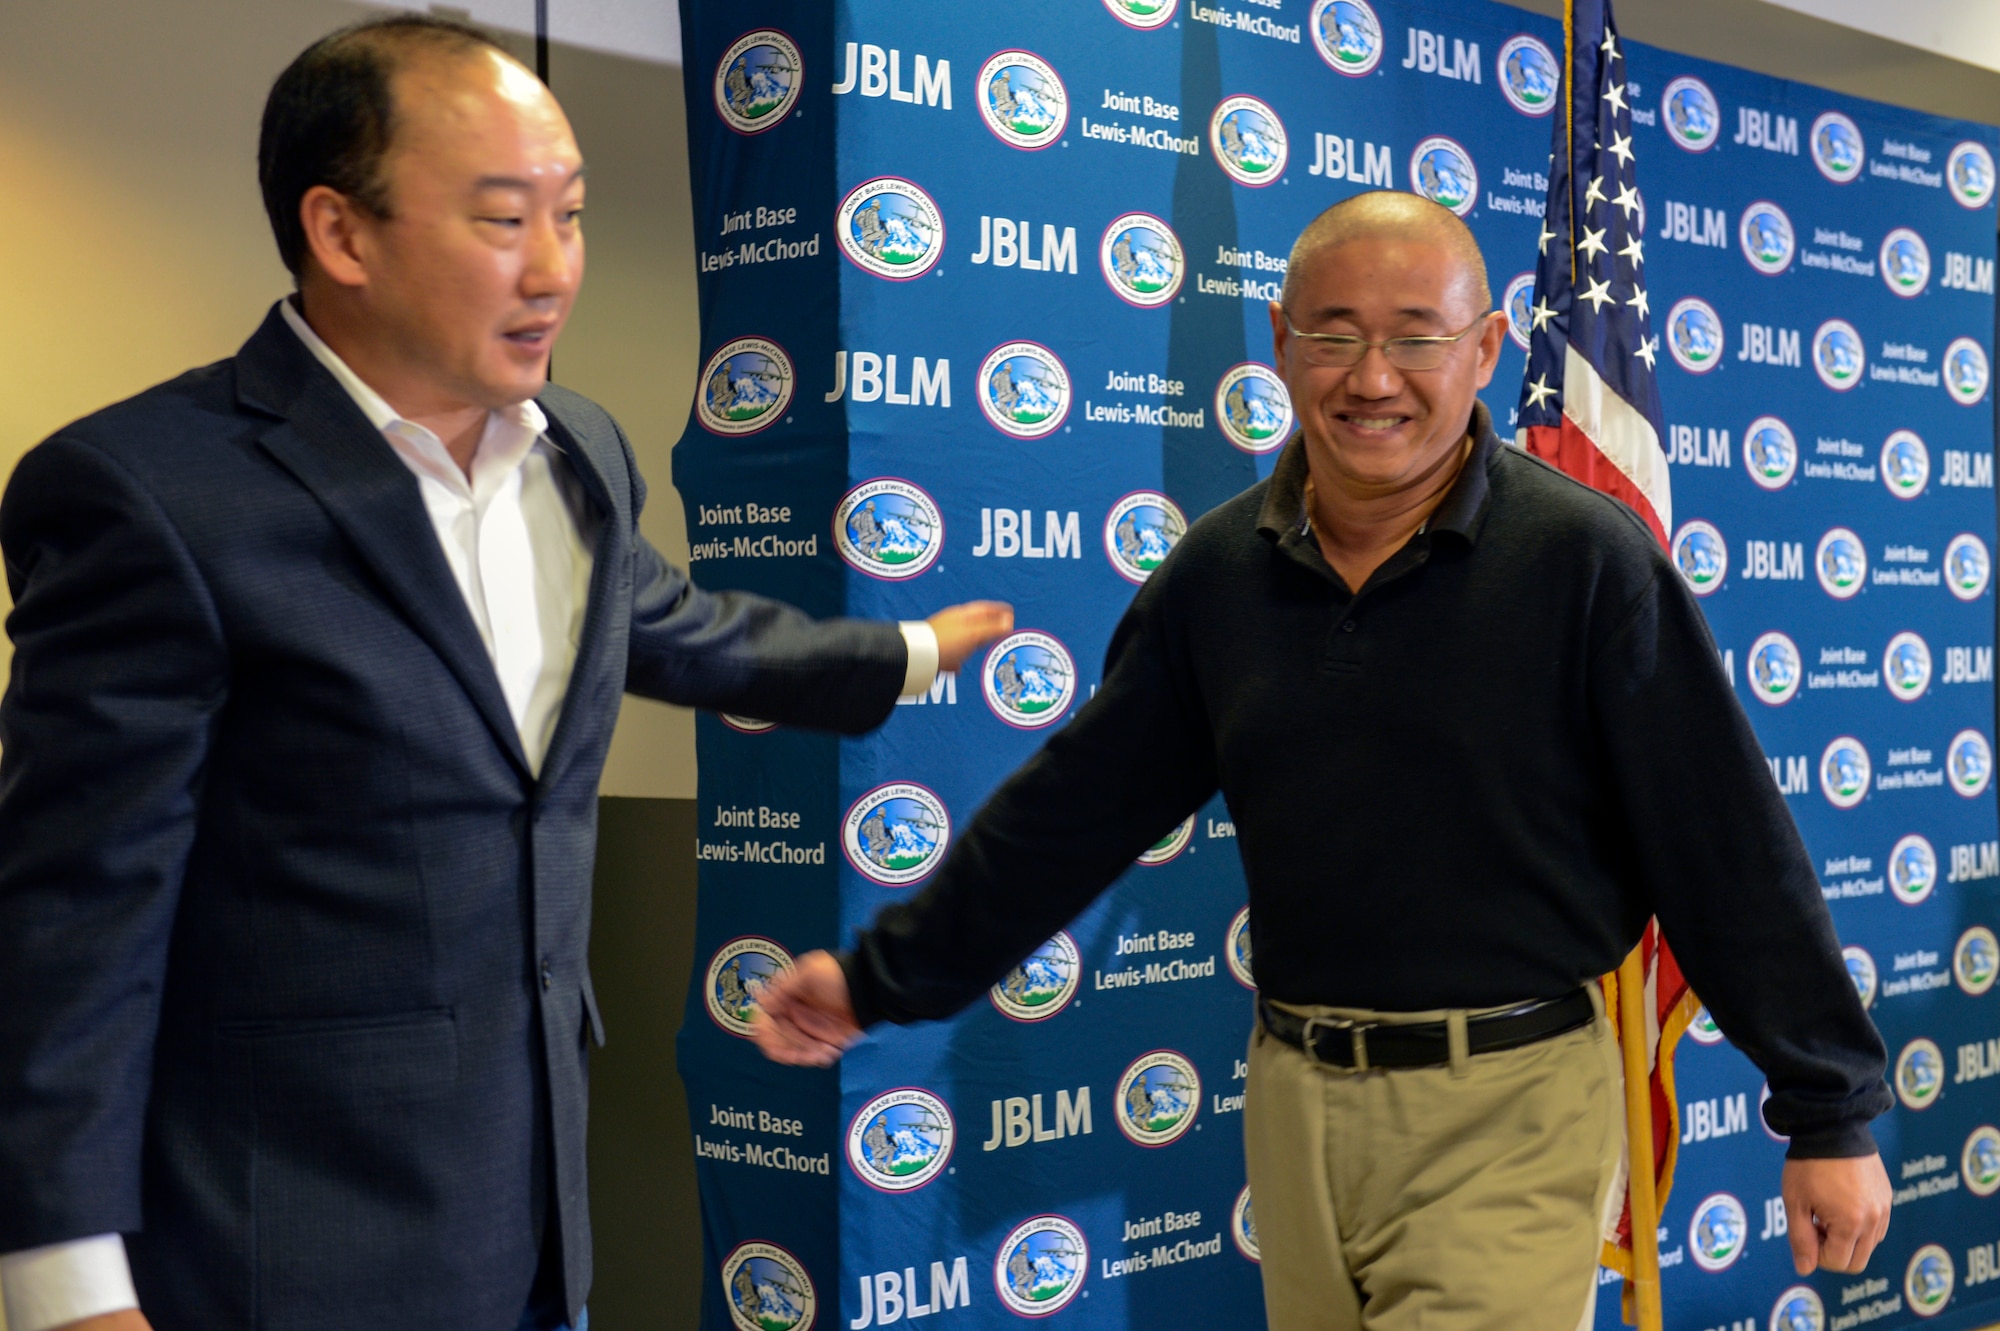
[0,0,700,799]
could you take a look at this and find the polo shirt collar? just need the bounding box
[1256,399,1502,548]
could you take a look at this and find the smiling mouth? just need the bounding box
[503,324,556,347]
[1339,413,1410,432]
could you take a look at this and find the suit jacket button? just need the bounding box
[541,960,554,991]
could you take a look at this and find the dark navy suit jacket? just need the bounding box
[0,305,905,1330]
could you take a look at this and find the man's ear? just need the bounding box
[1472,310,1507,389]
[299,185,374,289]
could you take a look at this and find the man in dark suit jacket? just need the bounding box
[0,17,1008,1331]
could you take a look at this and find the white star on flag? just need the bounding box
[1635,335,1658,370]
[1602,82,1627,114]
[1524,373,1558,409]
[1608,132,1634,168]
[1578,226,1609,262]
[1618,234,1645,267]
[1583,175,1607,211]
[1613,182,1641,221]
[1579,276,1615,312]
[1531,297,1556,332]
[1626,286,1650,319]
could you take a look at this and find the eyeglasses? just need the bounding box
[1282,312,1493,371]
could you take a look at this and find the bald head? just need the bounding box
[1279,192,1491,321]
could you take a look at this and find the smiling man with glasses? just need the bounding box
[753,191,1892,1331]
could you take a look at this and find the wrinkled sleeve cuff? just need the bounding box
[1783,1119,1881,1160]
[897,620,939,699]
[1,1233,139,1331]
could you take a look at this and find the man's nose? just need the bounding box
[1343,343,1406,398]
[522,214,581,299]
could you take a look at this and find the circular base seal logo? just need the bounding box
[1956,927,1998,997]
[1103,0,1177,29]
[1811,111,1865,183]
[978,51,1067,150]
[1949,729,1993,798]
[1116,1050,1201,1146]
[1947,533,1992,600]
[1231,1185,1260,1261]
[1671,520,1728,596]
[978,342,1071,438]
[1815,527,1866,599]
[1740,201,1795,275]
[983,631,1077,729]
[834,479,942,580]
[1498,35,1559,116]
[1881,227,1932,297]
[1138,815,1195,866]
[1216,363,1293,453]
[1881,430,1930,499]
[1101,213,1185,307]
[1889,834,1938,905]
[995,1215,1088,1316]
[1945,337,1990,406]
[706,936,795,1037]
[1820,736,1871,808]
[1812,319,1865,391]
[1964,1125,2000,1196]
[843,783,950,886]
[1770,1286,1825,1331]
[714,31,802,135]
[1503,272,1537,350]
[1105,491,1188,584]
[722,1241,816,1331]
[1744,416,1798,490]
[699,337,796,437]
[837,178,943,281]
[1748,632,1801,706]
[1666,298,1725,374]
[1688,1193,1747,1271]
[1883,632,1932,701]
[1687,1006,1724,1046]
[1948,140,1996,209]
[991,931,1082,1022]
[1843,945,1878,1008]
[1906,1243,1954,1318]
[1662,78,1721,152]
[847,1088,954,1192]
[1408,136,1478,216]
[1226,905,1255,989]
[1211,95,1288,186]
[1312,0,1384,76]
[1897,1038,1945,1110]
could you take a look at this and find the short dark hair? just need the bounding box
[258,14,509,278]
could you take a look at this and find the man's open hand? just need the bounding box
[753,950,863,1067]
[1782,1155,1892,1275]
[927,601,1014,673]
[56,1313,152,1331]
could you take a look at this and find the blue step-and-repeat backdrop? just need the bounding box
[669,1,2000,1327]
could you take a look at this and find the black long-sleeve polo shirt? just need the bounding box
[844,401,1892,1157]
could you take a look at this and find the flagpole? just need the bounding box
[1617,945,1665,1331]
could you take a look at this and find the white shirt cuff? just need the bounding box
[898,620,940,698]
[1,1234,139,1331]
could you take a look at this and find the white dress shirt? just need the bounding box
[0,303,937,1331]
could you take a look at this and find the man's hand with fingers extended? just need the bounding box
[754,950,864,1067]
[928,601,1014,673]
[1783,1155,1893,1275]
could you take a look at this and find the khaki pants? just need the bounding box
[1243,996,1624,1331]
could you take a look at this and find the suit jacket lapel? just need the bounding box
[533,404,621,792]
[236,305,532,778]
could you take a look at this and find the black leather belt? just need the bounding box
[1257,988,1596,1070]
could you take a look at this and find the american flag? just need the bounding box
[1514,0,1700,1311]
[1516,0,1670,544]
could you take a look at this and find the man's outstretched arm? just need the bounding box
[757,569,1221,1062]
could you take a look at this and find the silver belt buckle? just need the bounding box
[1301,1015,1376,1071]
